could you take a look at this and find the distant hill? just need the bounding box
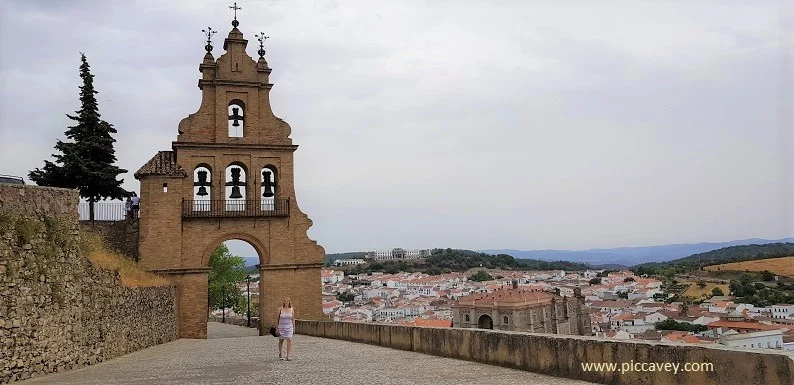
[325,252,367,266]
[242,256,259,267]
[633,243,794,275]
[341,248,592,275]
[483,238,794,267]
[704,256,794,278]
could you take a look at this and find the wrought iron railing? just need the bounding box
[78,202,128,221]
[182,199,290,218]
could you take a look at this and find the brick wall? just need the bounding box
[0,185,177,383]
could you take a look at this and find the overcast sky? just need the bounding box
[1,1,792,255]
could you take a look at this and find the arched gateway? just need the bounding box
[134,15,324,339]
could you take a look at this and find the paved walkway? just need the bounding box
[21,322,595,385]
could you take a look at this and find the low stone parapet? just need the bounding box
[296,320,794,385]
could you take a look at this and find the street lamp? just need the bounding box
[221,286,226,323]
[246,275,252,327]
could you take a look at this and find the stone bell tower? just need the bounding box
[135,9,325,339]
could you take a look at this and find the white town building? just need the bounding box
[366,248,432,261]
[719,329,784,350]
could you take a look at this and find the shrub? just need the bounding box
[14,217,42,246]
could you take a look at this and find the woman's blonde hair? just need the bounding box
[283,297,292,308]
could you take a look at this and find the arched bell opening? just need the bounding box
[193,165,212,211]
[228,100,245,138]
[261,165,278,211]
[225,163,248,211]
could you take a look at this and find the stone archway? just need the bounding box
[478,314,493,329]
[206,239,265,332]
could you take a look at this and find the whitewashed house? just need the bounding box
[719,330,784,350]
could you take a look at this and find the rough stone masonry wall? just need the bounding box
[297,320,794,385]
[0,185,177,383]
[78,220,139,261]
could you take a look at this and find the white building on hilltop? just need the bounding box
[334,258,366,266]
[366,248,432,261]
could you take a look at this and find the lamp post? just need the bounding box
[221,286,226,323]
[246,275,252,327]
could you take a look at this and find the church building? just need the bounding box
[452,285,591,335]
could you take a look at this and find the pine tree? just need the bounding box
[29,53,127,221]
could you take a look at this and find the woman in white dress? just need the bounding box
[277,297,295,361]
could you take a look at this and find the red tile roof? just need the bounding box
[453,289,557,308]
[413,318,453,328]
[706,321,784,331]
[135,151,186,178]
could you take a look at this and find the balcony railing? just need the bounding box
[182,199,290,218]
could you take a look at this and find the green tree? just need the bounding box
[29,53,127,220]
[761,270,775,281]
[654,319,707,333]
[697,280,707,288]
[336,291,356,302]
[623,277,635,282]
[208,244,247,314]
[468,270,494,282]
[711,287,724,296]
[589,277,602,285]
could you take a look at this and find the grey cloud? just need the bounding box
[1,1,791,254]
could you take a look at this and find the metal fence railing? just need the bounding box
[78,202,127,221]
[182,199,290,218]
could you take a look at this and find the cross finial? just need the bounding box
[201,27,217,53]
[229,2,242,27]
[255,32,269,57]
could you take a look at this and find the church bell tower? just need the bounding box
[135,5,325,339]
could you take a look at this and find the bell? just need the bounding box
[229,186,243,199]
[194,170,210,196]
[262,170,275,198]
[231,107,241,127]
[262,185,274,198]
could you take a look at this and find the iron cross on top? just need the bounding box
[230,2,242,20]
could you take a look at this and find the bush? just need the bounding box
[655,319,708,333]
[82,230,170,287]
[14,217,42,246]
[761,270,775,281]
[336,291,355,302]
[468,270,494,282]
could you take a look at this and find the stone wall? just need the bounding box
[0,185,178,383]
[296,320,794,385]
[78,220,139,261]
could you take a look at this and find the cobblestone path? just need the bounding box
[21,322,595,385]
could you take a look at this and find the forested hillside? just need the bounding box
[342,248,592,275]
[633,243,794,275]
